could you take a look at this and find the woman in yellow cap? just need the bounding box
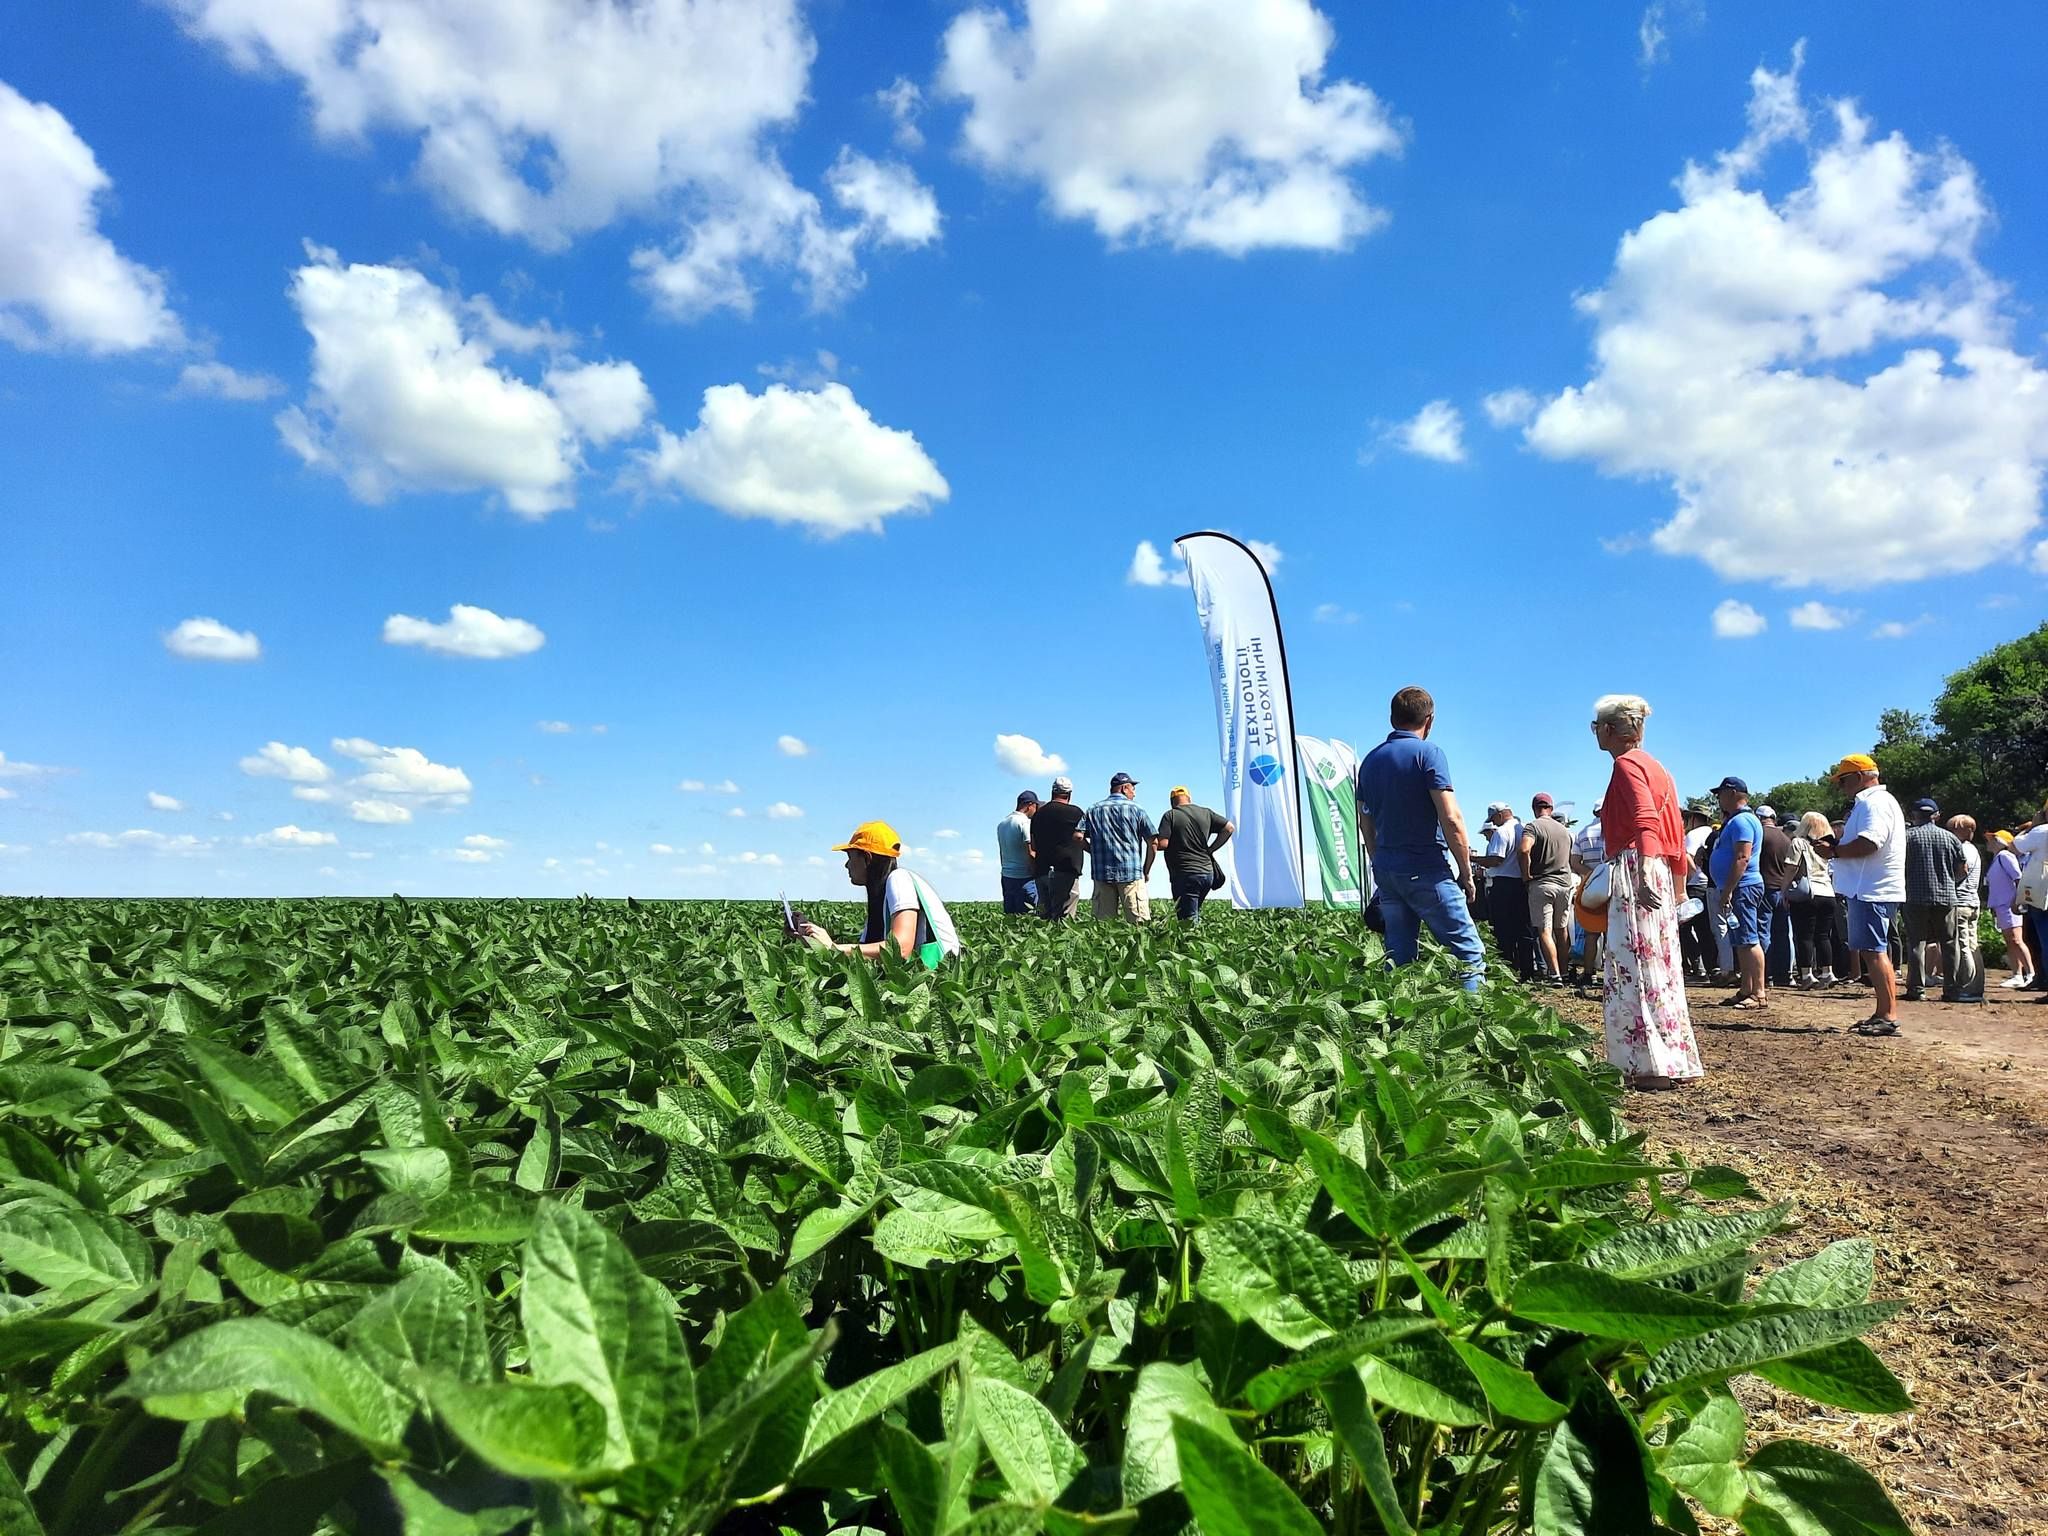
[1987,828,2033,987]
[799,820,962,963]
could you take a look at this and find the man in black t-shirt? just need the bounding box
[1153,786,1235,921]
[1029,776,1087,921]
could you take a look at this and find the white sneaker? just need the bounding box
[2000,974,2031,988]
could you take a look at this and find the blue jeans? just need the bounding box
[1379,869,1486,991]
[1000,875,1038,914]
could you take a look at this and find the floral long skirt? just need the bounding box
[1602,850,1704,1082]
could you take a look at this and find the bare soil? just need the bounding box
[1555,968,2048,1536]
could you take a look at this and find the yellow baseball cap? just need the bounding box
[831,820,903,858]
[1169,785,1190,797]
[1827,753,1878,780]
[1992,829,2014,846]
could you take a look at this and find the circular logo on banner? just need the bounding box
[1248,754,1285,786]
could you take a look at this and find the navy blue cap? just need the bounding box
[1110,772,1138,789]
[1914,796,1939,814]
[1712,776,1749,795]
[1016,790,1041,807]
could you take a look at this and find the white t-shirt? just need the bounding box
[1834,785,1906,902]
[2013,824,2048,867]
[1485,820,1524,879]
[1957,841,1982,907]
[863,868,962,957]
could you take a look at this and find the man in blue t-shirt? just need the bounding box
[1354,685,1486,991]
[1709,775,1769,1008]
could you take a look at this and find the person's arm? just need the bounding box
[819,905,918,960]
[1518,828,1536,862]
[1431,787,1475,898]
[1475,831,1505,871]
[1358,809,1379,863]
[1720,841,1751,910]
[1209,819,1235,853]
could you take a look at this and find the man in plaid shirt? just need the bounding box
[1083,772,1157,923]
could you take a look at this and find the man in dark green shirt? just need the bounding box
[1153,786,1235,922]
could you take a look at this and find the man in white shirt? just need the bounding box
[1824,753,1907,1035]
[1475,802,1532,979]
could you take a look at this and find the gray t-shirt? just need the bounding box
[1524,816,1573,882]
[1156,802,1228,877]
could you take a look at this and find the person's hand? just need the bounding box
[1462,875,1478,906]
[798,923,835,950]
[1636,880,1663,911]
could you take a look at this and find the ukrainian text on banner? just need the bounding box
[1297,734,1364,907]
[1176,532,1305,908]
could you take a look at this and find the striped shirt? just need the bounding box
[1082,797,1156,884]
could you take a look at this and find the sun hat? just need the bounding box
[1828,753,1878,780]
[832,820,903,859]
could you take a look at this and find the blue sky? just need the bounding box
[4,0,2045,900]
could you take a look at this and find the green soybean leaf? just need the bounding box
[1753,1340,1912,1414]
[412,1186,538,1245]
[1512,1263,1742,1347]
[427,1377,610,1483]
[347,1263,490,1395]
[380,1469,527,1536]
[1194,1218,1356,1348]
[1580,1205,1789,1282]
[1739,1438,1911,1536]
[968,1376,1085,1504]
[119,1317,412,1453]
[1240,1314,1436,1413]
[0,1064,111,1120]
[1447,1337,1567,1425]
[1353,1330,1489,1426]
[1318,1370,1415,1536]
[1122,1363,1233,1503]
[1295,1127,1390,1236]
[1660,1395,1747,1519]
[184,1036,308,1127]
[0,1311,114,1369]
[1170,1417,1322,1536]
[0,1443,46,1536]
[521,1203,695,1474]
[1532,1374,1654,1536]
[1643,1303,1905,1400]
[1754,1240,1876,1309]
[800,1337,964,1468]
[789,1195,879,1265]
[0,1200,153,1294]
[222,1188,325,1271]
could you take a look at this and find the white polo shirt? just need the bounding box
[1834,785,1906,903]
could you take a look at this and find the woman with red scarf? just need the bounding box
[1592,694,1703,1090]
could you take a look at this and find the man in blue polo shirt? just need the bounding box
[1354,685,1486,991]
[1710,775,1769,1009]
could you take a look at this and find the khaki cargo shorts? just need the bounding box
[1091,879,1151,924]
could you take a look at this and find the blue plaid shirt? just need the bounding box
[1082,797,1156,883]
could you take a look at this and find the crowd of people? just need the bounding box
[803,687,2045,1094]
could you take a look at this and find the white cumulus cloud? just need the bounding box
[678,778,740,794]
[826,150,941,247]
[776,734,811,757]
[1481,388,1538,429]
[1788,600,1857,631]
[877,77,924,150]
[764,801,804,820]
[1872,615,1933,640]
[332,737,471,806]
[293,786,339,803]
[940,0,1402,254]
[240,741,331,783]
[146,791,185,811]
[1522,46,2048,589]
[543,358,654,445]
[442,847,494,863]
[176,361,282,401]
[165,617,262,662]
[349,799,412,824]
[383,603,546,659]
[1712,599,1767,639]
[251,824,339,848]
[0,751,59,781]
[633,381,948,536]
[537,720,574,734]
[0,81,182,353]
[1386,399,1466,463]
[995,733,1067,777]
[278,248,595,517]
[1127,539,1190,588]
[464,834,509,849]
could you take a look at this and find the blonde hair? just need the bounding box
[1592,694,1651,740]
[1800,811,1832,840]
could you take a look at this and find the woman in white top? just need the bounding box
[800,819,962,963]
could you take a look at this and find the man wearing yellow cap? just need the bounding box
[1153,785,1234,922]
[1822,754,1906,1034]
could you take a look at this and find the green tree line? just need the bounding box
[1754,621,2048,828]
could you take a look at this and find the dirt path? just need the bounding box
[1555,971,2048,1535]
